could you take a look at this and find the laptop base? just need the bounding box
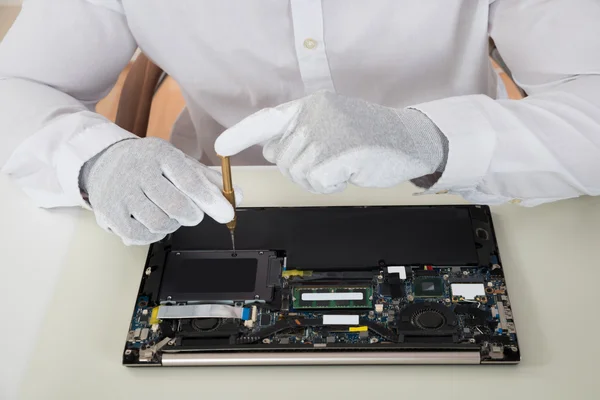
[123,206,520,366]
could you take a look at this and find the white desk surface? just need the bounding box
[3,168,600,400]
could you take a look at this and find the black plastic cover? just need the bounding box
[169,206,495,270]
[158,250,278,303]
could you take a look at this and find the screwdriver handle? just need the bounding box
[219,156,237,231]
[223,191,237,231]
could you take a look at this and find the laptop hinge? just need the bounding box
[161,351,480,366]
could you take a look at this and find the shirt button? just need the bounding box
[303,38,317,49]
[509,199,522,204]
[435,190,449,195]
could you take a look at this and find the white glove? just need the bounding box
[79,137,241,245]
[215,91,448,193]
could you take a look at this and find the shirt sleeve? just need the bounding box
[0,0,138,208]
[409,0,600,206]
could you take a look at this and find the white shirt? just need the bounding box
[1,0,599,208]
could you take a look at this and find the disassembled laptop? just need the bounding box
[123,206,520,366]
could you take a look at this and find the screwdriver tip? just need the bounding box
[230,231,237,256]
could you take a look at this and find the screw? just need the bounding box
[469,339,476,343]
[259,251,264,255]
[167,296,172,300]
[407,295,414,302]
[176,252,181,256]
[377,275,384,280]
[370,337,379,344]
[262,338,271,344]
[511,346,519,352]
[463,271,469,275]
[445,298,451,303]
[255,295,260,299]
[124,350,132,355]
[168,340,176,345]
[145,267,152,275]
[443,274,449,280]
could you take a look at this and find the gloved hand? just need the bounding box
[215,91,448,193]
[79,137,241,245]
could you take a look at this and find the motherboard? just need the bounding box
[123,248,520,365]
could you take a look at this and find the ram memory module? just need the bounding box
[292,287,373,309]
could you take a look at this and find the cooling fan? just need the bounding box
[411,307,447,330]
[191,318,221,332]
[396,303,458,336]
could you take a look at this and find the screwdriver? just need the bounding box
[219,155,237,255]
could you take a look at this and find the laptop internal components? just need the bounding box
[158,250,281,303]
[413,277,445,298]
[123,205,520,366]
[292,286,373,309]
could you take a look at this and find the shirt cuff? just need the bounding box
[56,122,137,208]
[408,95,498,195]
[409,95,575,207]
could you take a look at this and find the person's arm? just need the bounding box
[0,0,138,208]
[216,1,600,206]
[410,0,600,206]
[1,0,239,245]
